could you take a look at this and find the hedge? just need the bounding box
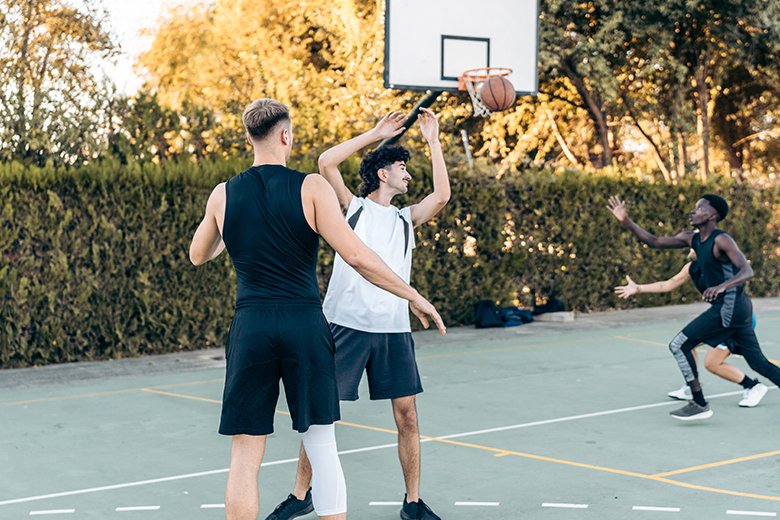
[1,158,777,367]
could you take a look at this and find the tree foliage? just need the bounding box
[2,158,777,367]
[0,0,117,165]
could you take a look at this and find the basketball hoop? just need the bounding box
[458,67,513,117]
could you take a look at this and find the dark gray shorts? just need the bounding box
[330,324,423,401]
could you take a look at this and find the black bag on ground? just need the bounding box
[499,306,534,327]
[532,296,566,315]
[475,300,504,328]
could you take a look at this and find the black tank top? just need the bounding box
[688,261,706,294]
[690,229,743,304]
[222,165,320,308]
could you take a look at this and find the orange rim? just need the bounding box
[458,67,513,91]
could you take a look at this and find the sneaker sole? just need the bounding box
[739,387,769,408]
[667,393,692,401]
[670,410,713,421]
[286,505,315,519]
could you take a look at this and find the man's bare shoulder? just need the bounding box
[207,182,227,205]
[302,172,330,194]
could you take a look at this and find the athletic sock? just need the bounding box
[692,389,707,407]
[740,376,758,389]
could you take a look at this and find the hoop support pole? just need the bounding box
[378,90,443,148]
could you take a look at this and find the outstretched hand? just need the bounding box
[607,195,629,223]
[410,294,446,336]
[417,107,440,143]
[614,275,639,299]
[373,111,407,140]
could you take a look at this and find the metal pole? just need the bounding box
[377,90,443,148]
[460,128,474,170]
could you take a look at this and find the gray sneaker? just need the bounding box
[670,401,713,421]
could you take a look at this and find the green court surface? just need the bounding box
[2,299,779,520]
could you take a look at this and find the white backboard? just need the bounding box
[384,0,539,94]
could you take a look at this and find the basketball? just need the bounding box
[479,76,517,113]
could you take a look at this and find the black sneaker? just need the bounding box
[670,401,713,421]
[264,489,314,520]
[400,496,442,520]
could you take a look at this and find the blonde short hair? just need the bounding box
[242,99,290,141]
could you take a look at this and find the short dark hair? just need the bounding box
[242,99,290,141]
[358,145,410,197]
[701,194,729,221]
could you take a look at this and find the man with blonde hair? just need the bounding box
[189,98,445,520]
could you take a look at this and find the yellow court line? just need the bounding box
[427,436,651,479]
[0,389,141,408]
[430,436,780,502]
[142,388,780,502]
[652,476,780,502]
[147,378,224,390]
[0,378,223,409]
[140,389,397,432]
[614,335,666,347]
[653,450,780,478]
[141,388,222,404]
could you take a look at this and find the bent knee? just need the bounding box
[669,332,688,354]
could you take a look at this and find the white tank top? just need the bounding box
[323,196,415,333]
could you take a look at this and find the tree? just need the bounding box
[0,0,117,165]
[138,0,416,160]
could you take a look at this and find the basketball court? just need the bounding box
[4,2,778,520]
[2,299,779,519]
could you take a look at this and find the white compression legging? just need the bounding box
[300,424,347,516]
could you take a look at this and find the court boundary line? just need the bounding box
[4,387,780,507]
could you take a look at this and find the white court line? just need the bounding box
[200,504,225,509]
[454,501,500,506]
[29,510,75,516]
[633,505,681,512]
[434,388,774,441]
[727,511,777,517]
[115,506,160,511]
[542,503,589,509]
[2,389,774,508]
[0,447,397,507]
[369,502,403,506]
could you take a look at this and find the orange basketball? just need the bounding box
[478,76,517,112]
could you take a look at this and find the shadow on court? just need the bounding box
[2,298,779,519]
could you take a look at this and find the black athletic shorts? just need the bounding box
[330,324,423,401]
[218,304,341,436]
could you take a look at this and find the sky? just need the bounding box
[98,0,196,94]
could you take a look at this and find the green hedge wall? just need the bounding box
[2,159,777,367]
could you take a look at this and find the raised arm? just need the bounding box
[409,108,450,227]
[614,262,692,299]
[607,196,693,249]
[303,174,446,335]
[318,111,406,212]
[701,234,754,302]
[189,183,226,265]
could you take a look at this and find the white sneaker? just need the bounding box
[739,383,768,407]
[668,384,692,401]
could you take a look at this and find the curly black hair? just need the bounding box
[358,145,411,198]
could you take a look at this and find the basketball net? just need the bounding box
[458,67,513,118]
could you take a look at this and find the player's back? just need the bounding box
[222,164,320,308]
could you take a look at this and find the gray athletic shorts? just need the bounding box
[330,324,423,401]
